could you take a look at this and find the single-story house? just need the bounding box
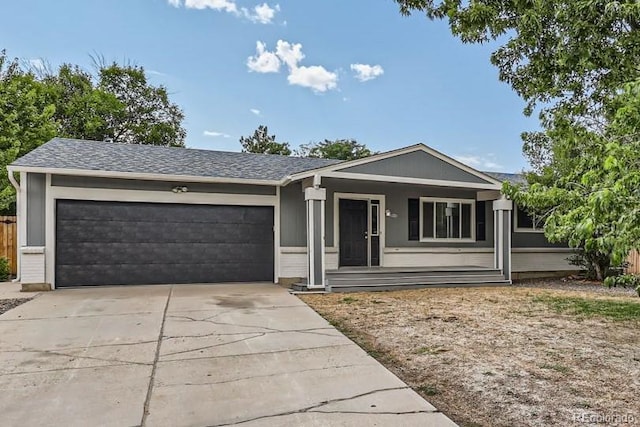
[8,138,577,291]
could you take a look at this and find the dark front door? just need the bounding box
[339,199,368,266]
[55,200,274,287]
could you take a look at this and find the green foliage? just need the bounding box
[394,1,640,119]
[0,50,186,213]
[0,50,57,213]
[604,274,640,297]
[296,139,375,160]
[533,294,640,319]
[239,125,291,155]
[0,257,10,281]
[504,80,640,280]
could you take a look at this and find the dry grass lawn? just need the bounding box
[300,284,640,427]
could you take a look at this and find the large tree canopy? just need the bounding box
[43,62,186,146]
[0,50,186,213]
[504,80,640,280]
[395,1,640,117]
[394,2,640,280]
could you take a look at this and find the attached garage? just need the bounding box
[55,200,274,287]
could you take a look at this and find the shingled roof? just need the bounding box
[11,138,342,182]
[483,171,526,185]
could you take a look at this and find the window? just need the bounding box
[371,201,379,236]
[514,205,544,232]
[419,198,475,241]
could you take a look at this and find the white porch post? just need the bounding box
[493,195,513,282]
[305,185,326,289]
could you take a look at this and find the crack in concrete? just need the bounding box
[208,386,422,426]
[161,333,267,357]
[28,348,153,367]
[165,314,333,338]
[156,362,374,389]
[158,343,354,363]
[0,362,138,377]
[0,311,160,321]
[0,340,159,354]
[165,304,304,315]
[162,327,336,340]
[141,286,173,427]
[309,409,437,415]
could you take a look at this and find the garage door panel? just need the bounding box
[57,220,272,245]
[56,200,274,287]
[56,262,274,286]
[57,242,274,266]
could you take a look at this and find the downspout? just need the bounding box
[7,168,20,282]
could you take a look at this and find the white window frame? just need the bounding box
[419,197,476,243]
[514,204,544,233]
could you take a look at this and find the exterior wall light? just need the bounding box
[385,209,398,218]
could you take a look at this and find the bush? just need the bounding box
[0,257,9,281]
[567,249,623,280]
[604,274,640,297]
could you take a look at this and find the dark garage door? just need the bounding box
[55,200,274,287]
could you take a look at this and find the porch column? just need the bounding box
[493,196,513,282]
[305,186,326,289]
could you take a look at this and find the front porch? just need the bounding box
[294,265,509,292]
[282,144,514,292]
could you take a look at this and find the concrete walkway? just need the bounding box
[0,283,455,426]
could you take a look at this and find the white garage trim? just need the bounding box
[45,179,279,289]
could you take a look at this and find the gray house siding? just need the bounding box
[280,182,307,246]
[26,173,46,246]
[339,151,493,185]
[322,179,494,248]
[51,175,276,195]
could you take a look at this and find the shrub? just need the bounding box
[604,274,640,297]
[0,257,10,281]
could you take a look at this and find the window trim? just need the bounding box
[514,204,545,233]
[418,197,476,242]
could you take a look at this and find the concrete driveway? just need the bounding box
[0,284,455,426]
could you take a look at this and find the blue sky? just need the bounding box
[1,0,538,172]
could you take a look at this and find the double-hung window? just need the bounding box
[419,197,475,242]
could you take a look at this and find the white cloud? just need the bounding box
[247,39,338,93]
[275,40,304,69]
[288,65,338,93]
[184,0,237,13]
[250,108,261,116]
[242,3,279,24]
[169,0,279,24]
[247,41,281,73]
[454,155,503,171]
[350,63,384,82]
[203,130,231,138]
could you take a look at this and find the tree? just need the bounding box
[504,80,640,280]
[394,1,640,169]
[296,139,374,160]
[44,62,186,146]
[0,50,56,213]
[0,50,187,214]
[239,125,291,155]
[394,1,640,279]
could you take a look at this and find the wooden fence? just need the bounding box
[0,216,17,276]
[626,250,640,275]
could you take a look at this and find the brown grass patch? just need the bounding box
[300,285,640,427]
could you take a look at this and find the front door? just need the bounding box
[339,199,368,266]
